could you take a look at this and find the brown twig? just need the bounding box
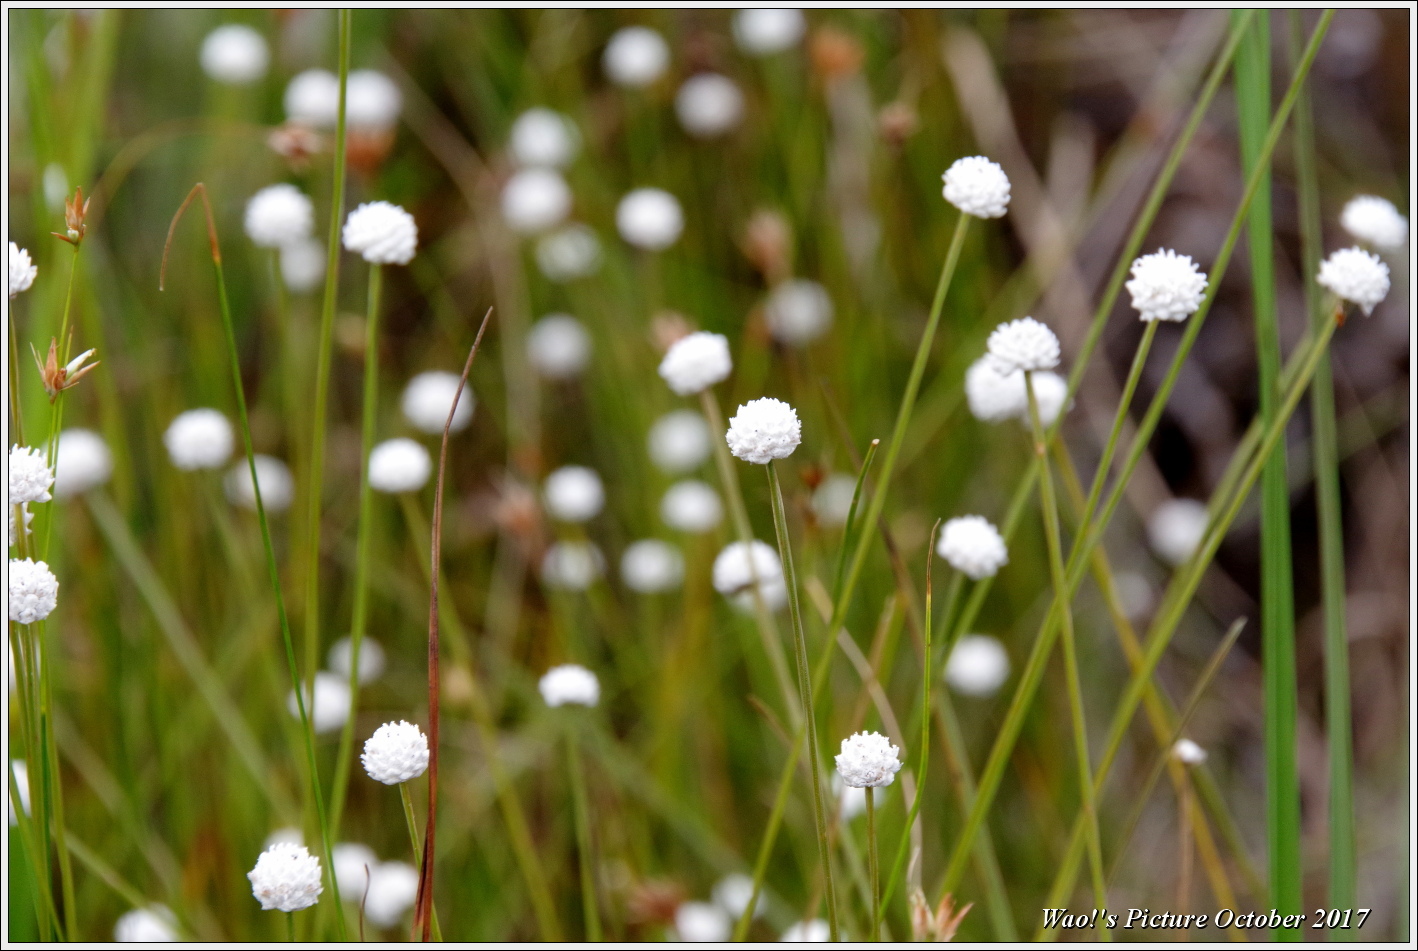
[159,183,221,292]
[413,306,494,941]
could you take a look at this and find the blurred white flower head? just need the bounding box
[9,243,37,298]
[713,540,787,612]
[944,634,1010,697]
[725,397,801,464]
[539,663,600,707]
[1026,371,1070,427]
[8,760,29,825]
[603,26,670,87]
[661,479,724,534]
[765,279,833,345]
[43,164,69,213]
[987,317,1060,374]
[364,861,420,928]
[1317,246,1391,316]
[114,904,178,942]
[1341,194,1407,250]
[713,873,763,919]
[812,473,858,529]
[1147,498,1208,567]
[675,901,731,942]
[527,313,593,380]
[942,155,1011,218]
[1172,738,1208,765]
[676,73,745,138]
[246,184,315,249]
[502,168,573,235]
[1126,249,1208,323]
[936,515,1008,580]
[361,720,430,785]
[248,841,323,912]
[543,465,605,522]
[280,238,326,293]
[401,371,474,434]
[225,455,294,513]
[164,409,234,471]
[833,772,866,822]
[331,843,378,899]
[733,8,806,55]
[658,331,732,396]
[368,438,431,493]
[284,68,340,128]
[835,730,903,788]
[648,410,712,474]
[9,559,58,625]
[620,539,685,593]
[782,919,832,942]
[540,541,605,591]
[288,671,352,734]
[617,188,684,250]
[343,201,417,265]
[1114,570,1155,621]
[535,224,602,282]
[327,635,386,685]
[10,445,54,504]
[346,69,401,130]
[54,428,113,498]
[509,107,581,168]
[200,24,268,85]
[964,355,1027,423]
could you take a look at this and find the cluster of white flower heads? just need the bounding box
[658,331,733,396]
[987,317,1060,374]
[765,279,834,345]
[287,671,351,734]
[246,184,314,249]
[10,445,55,504]
[527,313,592,380]
[401,371,474,434]
[539,663,600,707]
[1126,249,1209,323]
[675,73,745,138]
[535,225,602,282]
[648,410,712,474]
[200,24,268,85]
[1147,498,1208,567]
[361,720,430,785]
[617,188,684,250]
[543,465,605,522]
[368,438,431,494]
[164,409,234,471]
[343,201,417,265]
[226,456,295,513]
[834,731,903,788]
[114,904,179,942]
[9,559,59,624]
[936,515,1008,580]
[725,397,801,464]
[540,541,605,590]
[942,156,1011,218]
[502,168,573,235]
[944,634,1011,697]
[733,8,806,55]
[620,539,685,593]
[603,26,669,87]
[1316,246,1391,316]
[712,540,787,612]
[328,636,386,685]
[248,841,323,912]
[1341,194,1407,250]
[9,243,37,298]
[661,480,723,534]
[54,429,114,497]
[675,901,731,943]
[509,108,581,169]
[966,359,1069,427]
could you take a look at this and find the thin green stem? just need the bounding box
[566,729,603,942]
[398,783,443,941]
[865,786,878,942]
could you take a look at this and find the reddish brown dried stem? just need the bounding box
[159,183,221,291]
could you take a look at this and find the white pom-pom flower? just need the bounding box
[733,8,806,55]
[539,663,600,707]
[364,861,420,928]
[535,224,602,282]
[200,24,268,85]
[328,636,386,685]
[245,184,314,249]
[9,559,59,624]
[1341,195,1407,250]
[9,243,37,298]
[812,473,858,528]
[765,279,833,345]
[1317,246,1391,316]
[401,371,473,434]
[368,438,431,494]
[936,515,1008,580]
[965,356,1027,423]
[248,841,323,912]
[658,331,732,395]
[226,456,294,513]
[164,409,233,471]
[942,156,1011,218]
[527,313,592,380]
[502,168,572,235]
[361,720,430,785]
[944,634,1010,697]
[986,316,1060,373]
[346,69,401,130]
[284,68,340,128]
[782,919,832,943]
[835,730,903,788]
[725,397,801,464]
[288,671,351,734]
[280,238,326,293]
[9,445,54,504]
[713,540,787,612]
[603,26,670,87]
[342,201,417,265]
[617,188,684,251]
[331,843,378,899]
[1172,738,1208,765]
[543,465,604,522]
[540,541,605,590]
[648,410,711,474]
[675,901,731,943]
[1147,498,1208,567]
[1126,249,1209,323]
[675,73,745,138]
[114,904,178,942]
[54,428,113,498]
[509,108,580,169]
[661,480,724,534]
[1026,371,1070,427]
[621,539,685,593]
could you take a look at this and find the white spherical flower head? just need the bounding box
[280,238,326,293]
[1341,195,1408,250]
[343,201,417,265]
[54,428,113,497]
[658,331,732,396]
[200,24,268,85]
[942,155,1011,218]
[368,438,431,494]
[603,26,670,87]
[725,397,801,464]
[527,313,592,380]
[535,224,602,282]
[765,279,834,345]
[543,465,605,522]
[936,515,1008,580]
[661,480,723,534]
[164,409,234,471]
[617,188,684,251]
[1025,371,1070,427]
[539,663,600,707]
[364,861,420,928]
[1147,498,1208,567]
[811,473,858,529]
[245,184,314,249]
[401,371,474,434]
[328,635,386,685]
[331,843,378,899]
[1172,738,1208,765]
[288,671,351,734]
[346,69,402,130]
[986,316,1060,374]
[225,456,295,513]
[713,873,764,920]
[1126,248,1209,323]
[114,904,178,942]
[9,559,59,624]
[540,541,605,591]
[733,8,806,55]
[944,634,1010,697]
[675,901,731,943]
[509,108,580,169]
[782,919,832,943]
[621,539,685,593]
[10,445,55,504]
[648,410,712,474]
[9,243,37,298]
[1317,246,1391,316]
[502,168,573,236]
[713,540,787,612]
[675,73,745,138]
[361,720,430,785]
[964,356,1027,423]
[284,68,340,128]
[835,730,903,788]
[248,841,323,913]
[9,760,30,825]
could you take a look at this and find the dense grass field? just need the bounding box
[5,8,1411,943]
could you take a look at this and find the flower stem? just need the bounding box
[566,728,603,941]
[865,786,878,942]
[399,782,443,941]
